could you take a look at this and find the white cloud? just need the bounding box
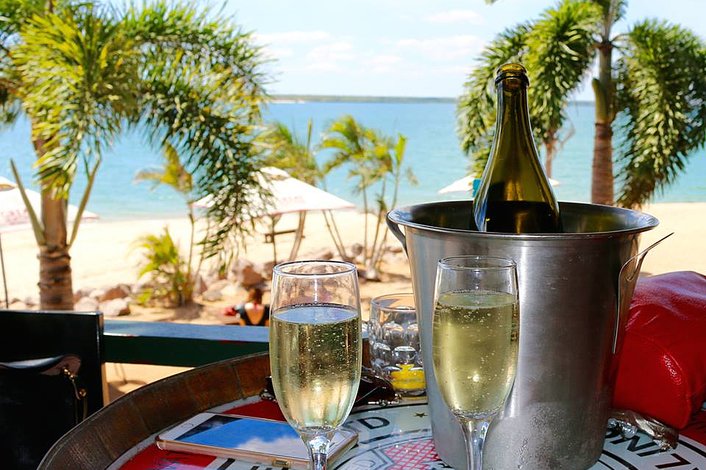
[367,54,404,73]
[261,46,295,61]
[396,35,485,61]
[427,9,484,25]
[255,30,333,45]
[306,41,355,63]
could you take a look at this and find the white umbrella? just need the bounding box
[438,174,560,195]
[0,176,13,308]
[195,167,356,261]
[0,176,98,232]
[0,176,99,306]
[194,167,355,215]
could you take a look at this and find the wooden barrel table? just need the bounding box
[40,351,706,469]
[39,353,270,469]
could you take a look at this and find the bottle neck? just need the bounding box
[495,77,533,142]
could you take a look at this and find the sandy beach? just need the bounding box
[2,201,704,398]
[3,201,703,301]
[1,209,413,307]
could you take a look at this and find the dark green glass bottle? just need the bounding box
[473,63,562,233]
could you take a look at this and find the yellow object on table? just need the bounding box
[390,364,425,392]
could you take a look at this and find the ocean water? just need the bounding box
[1,101,705,220]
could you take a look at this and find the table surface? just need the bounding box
[113,397,706,470]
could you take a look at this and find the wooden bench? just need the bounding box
[264,228,300,243]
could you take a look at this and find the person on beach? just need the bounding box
[233,287,270,326]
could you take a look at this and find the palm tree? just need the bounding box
[320,115,379,271]
[368,133,415,274]
[320,115,415,279]
[0,0,268,309]
[134,142,200,303]
[459,0,706,208]
[259,119,358,261]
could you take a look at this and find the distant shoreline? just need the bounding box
[271,94,596,105]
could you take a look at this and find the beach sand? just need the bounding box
[2,202,704,399]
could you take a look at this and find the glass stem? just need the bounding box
[460,418,491,470]
[305,434,331,470]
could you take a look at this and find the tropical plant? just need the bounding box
[320,115,415,278]
[134,142,200,300]
[459,0,706,208]
[133,227,191,307]
[0,0,268,309]
[368,133,415,274]
[260,119,319,184]
[259,119,353,261]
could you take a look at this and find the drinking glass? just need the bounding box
[269,260,362,470]
[369,293,425,396]
[432,255,519,470]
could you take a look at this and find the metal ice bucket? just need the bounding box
[387,201,659,469]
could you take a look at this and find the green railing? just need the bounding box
[104,320,269,367]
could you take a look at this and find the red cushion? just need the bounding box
[612,271,706,429]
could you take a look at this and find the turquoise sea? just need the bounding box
[1,101,705,220]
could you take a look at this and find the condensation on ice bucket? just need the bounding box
[387,201,659,470]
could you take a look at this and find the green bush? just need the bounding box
[133,227,193,307]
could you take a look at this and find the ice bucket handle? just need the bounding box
[613,233,674,354]
[386,216,407,254]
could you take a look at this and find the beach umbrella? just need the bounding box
[195,167,356,261]
[0,176,99,306]
[0,177,14,309]
[0,177,99,231]
[438,174,560,195]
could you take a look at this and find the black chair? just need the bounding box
[0,310,106,470]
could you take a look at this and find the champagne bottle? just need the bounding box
[473,63,562,233]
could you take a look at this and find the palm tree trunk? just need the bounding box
[592,121,613,205]
[591,20,615,205]
[368,179,387,270]
[362,188,369,264]
[322,210,349,260]
[184,207,195,304]
[39,189,74,310]
[33,135,74,310]
[544,133,557,178]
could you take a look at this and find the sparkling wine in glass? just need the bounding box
[432,255,519,470]
[269,260,362,470]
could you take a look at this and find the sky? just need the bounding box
[222,0,706,100]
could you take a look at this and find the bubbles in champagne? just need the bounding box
[270,304,361,433]
[432,290,519,419]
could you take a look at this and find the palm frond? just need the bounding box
[525,0,601,142]
[128,1,269,258]
[615,20,706,207]
[10,159,44,244]
[124,0,269,102]
[134,142,193,194]
[68,159,99,247]
[590,0,627,26]
[457,23,531,175]
[259,119,319,183]
[0,0,48,36]
[13,3,139,196]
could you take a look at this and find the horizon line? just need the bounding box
[271,94,596,104]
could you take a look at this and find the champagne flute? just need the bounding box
[269,260,362,470]
[432,255,519,470]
